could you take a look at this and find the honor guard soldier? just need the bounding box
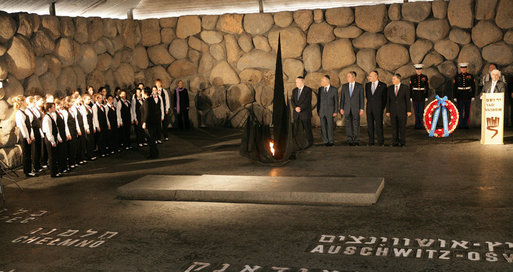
[409,64,429,129]
[453,63,476,129]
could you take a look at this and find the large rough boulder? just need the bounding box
[422,52,444,68]
[210,61,240,85]
[56,66,77,92]
[0,58,7,80]
[74,17,88,43]
[240,69,263,84]
[198,52,215,75]
[293,10,313,31]
[424,67,444,89]
[60,17,75,38]
[417,19,450,41]
[103,19,117,38]
[45,55,61,77]
[448,0,473,29]
[268,27,307,59]
[161,28,176,44]
[132,46,149,70]
[160,17,178,28]
[144,66,172,87]
[77,45,97,73]
[322,39,355,71]
[356,49,376,73]
[384,21,415,45]
[274,12,293,28]
[140,19,161,46]
[114,63,135,87]
[167,59,196,78]
[6,35,36,80]
[225,34,242,64]
[505,30,513,45]
[303,44,321,72]
[169,39,188,59]
[253,35,271,52]
[93,39,107,55]
[307,22,335,44]
[409,39,433,64]
[55,37,75,67]
[238,33,253,53]
[200,30,223,44]
[227,83,254,111]
[25,74,42,93]
[202,15,218,30]
[148,44,175,65]
[216,14,243,34]
[41,16,60,40]
[402,2,431,23]
[449,28,471,45]
[334,26,362,39]
[0,12,17,41]
[476,0,497,20]
[96,53,112,72]
[4,76,24,100]
[432,0,447,19]
[434,40,460,60]
[34,57,48,76]
[388,4,401,21]
[283,59,304,81]
[86,70,105,90]
[395,64,416,80]
[120,20,136,49]
[482,42,513,65]
[352,33,387,49]
[325,7,353,27]
[244,14,274,35]
[457,44,483,73]
[176,16,201,39]
[355,5,387,33]
[88,17,103,42]
[376,44,409,71]
[73,65,86,89]
[496,0,513,29]
[188,36,208,52]
[31,30,55,56]
[437,60,458,78]
[210,43,226,60]
[237,50,275,70]
[471,20,503,48]
[313,10,323,23]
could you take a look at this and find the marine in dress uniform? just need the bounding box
[453,63,476,129]
[409,64,429,129]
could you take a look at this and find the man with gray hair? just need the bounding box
[317,75,338,146]
[481,69,507,95]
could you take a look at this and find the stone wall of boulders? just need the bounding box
[1,0,513,165]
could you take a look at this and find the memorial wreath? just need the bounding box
[423,95,459,137]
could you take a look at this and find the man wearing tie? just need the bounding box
[317,75,338,146]
[291,76,313,147]
[481,69,507,95]
[386,74,411,147]
[339,71,364,146]
[365,71,387,146]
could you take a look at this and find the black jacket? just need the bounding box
[291,86,312,121]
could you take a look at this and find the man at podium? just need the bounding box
[480,69,507,145]
[481,69,507,95]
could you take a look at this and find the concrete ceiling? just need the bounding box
[0,0,434,19]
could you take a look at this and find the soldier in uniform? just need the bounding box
[453,63,476,129]
[409,64,429,129]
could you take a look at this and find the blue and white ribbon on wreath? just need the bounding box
[429,95,449,137]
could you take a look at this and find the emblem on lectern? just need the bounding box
[486,117,500,138]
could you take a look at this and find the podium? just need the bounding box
[481,93,504,145]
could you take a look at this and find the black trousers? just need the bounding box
[42,140,48,166]
[77,134,86,161]
[344,112,361,143]
[296,117,313,145]
[96,128,107,155]
[44,139,58,177]
[391,113,407,145]
[145,125,159,158]
[108,127,119,150]
[367,110,384,145]
[32,133,42,171]
[21,139,32,174]
[176,111,190,129]
[457,100,472,128]
[67,136,77,165]
[162,112,171,138]
[86,132,95,158]
[413,102,425,129]
[134,122,145,145]
[120,123,131,147]
[58,140,68,172]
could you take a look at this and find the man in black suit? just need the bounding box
[365,70,387,146]
[141,87,160,159]
[340,71,364,145]
[386,74,412,147]
[317,75,338,146]
[291,76,313,146]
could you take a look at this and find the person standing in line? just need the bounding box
[93,94,109,157]
[131,88,146,147]
[291,76,313,147]
[386,74,412,147]
[82,94,97,161]
[55,99,71,173]
[173,80,190,130]
[365,71,387,146]
[317,75,338,146]
[453,63,476,129]
[155,79,171,140]
[151,86,164,143]
[141,87,159,159]
[26,96,44,172]
[409,64,429,129]
[340,71,364,146]
[105,95,119,153]
[42,102,62,178]
[65,97,79,169]
[13,95,36,177]
[117,90,132,150]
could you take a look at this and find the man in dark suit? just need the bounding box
[317,75,338,146]
[481,69,507,95]
[386,73,412,147]
[340,71,364,145]
[291,76,313,146]
[365,70,387,146]
[141,87,160,159]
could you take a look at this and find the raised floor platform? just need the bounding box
[117,175,385,206]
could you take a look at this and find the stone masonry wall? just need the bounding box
[1,0,513,166]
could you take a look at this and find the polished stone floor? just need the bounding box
[1,126,513,272]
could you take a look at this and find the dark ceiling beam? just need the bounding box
[49,1,56,15]
[259,0,264,13]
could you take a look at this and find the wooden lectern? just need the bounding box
[481,93,504,145]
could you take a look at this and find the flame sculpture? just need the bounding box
[269,141,276,157]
